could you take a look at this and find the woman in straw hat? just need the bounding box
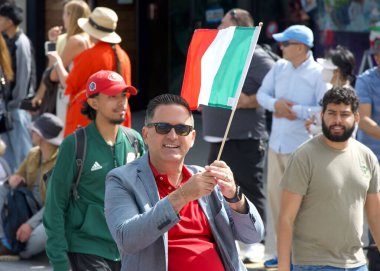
[48,6,132,137]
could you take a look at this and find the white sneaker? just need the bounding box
[242,243,265,263]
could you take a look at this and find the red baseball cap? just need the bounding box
[86,70,137,98]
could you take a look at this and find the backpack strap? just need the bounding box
[120,126,141,159]
[72,127,87,200]
[17,186,41,214]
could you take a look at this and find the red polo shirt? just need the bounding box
[150,162,225,271]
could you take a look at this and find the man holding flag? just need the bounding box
[105,94,264,270]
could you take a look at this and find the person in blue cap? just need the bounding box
[256,24,328,268]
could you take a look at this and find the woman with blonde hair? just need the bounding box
[32,0,91,125]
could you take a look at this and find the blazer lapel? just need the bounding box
[136,154,160,206]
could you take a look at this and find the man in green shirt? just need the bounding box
[43,70,145,271]
[278,86,380,271]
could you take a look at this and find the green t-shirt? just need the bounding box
[281,136,380,268]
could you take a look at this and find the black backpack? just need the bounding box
[44,125,142,200]
[1,187,41,253]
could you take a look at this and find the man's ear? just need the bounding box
[189,130,196,148]
[142,126,149,145]
[354,111,360,123]
[87,97,98,110]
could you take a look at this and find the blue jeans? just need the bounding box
[293,265,368,271]
[1,108,32,172]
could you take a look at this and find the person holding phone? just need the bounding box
[47,7,133,137]
[32,0,91,125]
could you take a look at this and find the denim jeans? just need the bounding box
[1,108,32,171]
[293,264,368,271]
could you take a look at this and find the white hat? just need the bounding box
[317,58,338,70]
[77,7,121,44]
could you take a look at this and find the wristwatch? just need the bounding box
[224,185,243,203]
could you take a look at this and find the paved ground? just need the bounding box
[2,110,274,270]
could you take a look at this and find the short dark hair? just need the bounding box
[81,93,99,120]
[320,86,359,113]
[228,8,254,27]
[145,94,193,125]
[0,2,23,26]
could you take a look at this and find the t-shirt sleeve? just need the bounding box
[355,75,372,104]
[242,50,274,95]
[368,153,380,194]
[281,150,310,196]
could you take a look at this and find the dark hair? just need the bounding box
[320,86,359,113]
[0,2,23,26]
[81,93,99,120]
[327,46,356,86]
[228,8,254,27]
[145,94,193,125]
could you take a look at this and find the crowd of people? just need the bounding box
[0,1,378,271]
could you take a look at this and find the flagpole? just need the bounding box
[216,22,263,161]
[216,107,237,161]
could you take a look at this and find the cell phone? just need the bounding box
[44,41,56,54]
[20,98,40,112]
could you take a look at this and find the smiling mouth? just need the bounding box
[330,126,345,132]
[163,144,179,148]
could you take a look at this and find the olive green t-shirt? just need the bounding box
[281,135,380,268]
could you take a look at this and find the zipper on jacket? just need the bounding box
[111,145,118,168]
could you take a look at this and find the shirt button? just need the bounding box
[168,187,172,190]
[159,177,163,180]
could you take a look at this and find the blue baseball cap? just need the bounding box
[272,25,314,48]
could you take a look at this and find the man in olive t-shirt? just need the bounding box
[278,86,380,271]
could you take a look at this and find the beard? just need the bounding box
[110,116,125,125]
[321,119,355,142]
[110,118,125,125]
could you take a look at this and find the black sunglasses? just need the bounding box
[146,122,193,136]
[281,41,301,47]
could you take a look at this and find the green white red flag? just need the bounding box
[181,26,261,110]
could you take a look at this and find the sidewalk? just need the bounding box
[1,110,271,270]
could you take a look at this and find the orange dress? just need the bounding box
[64,42,132,137]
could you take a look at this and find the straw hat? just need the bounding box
[77,7,121,44]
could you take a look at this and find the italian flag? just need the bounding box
[181,26,261,110]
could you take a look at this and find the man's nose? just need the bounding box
[118,96,127,106]
[166,128,178,139]
[334,114,343,123]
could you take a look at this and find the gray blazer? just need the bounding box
[105,153,264,271]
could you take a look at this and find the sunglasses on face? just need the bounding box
[281,41,301,47]
[146,122,193,136]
